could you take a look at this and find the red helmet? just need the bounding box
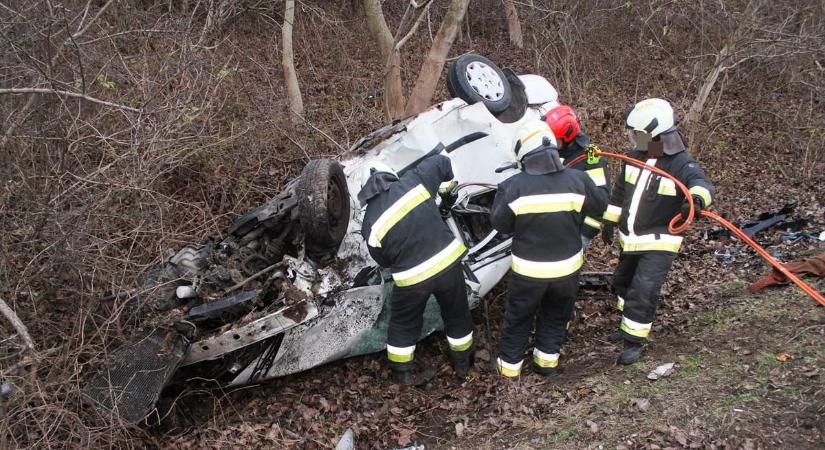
[545,105,580,146]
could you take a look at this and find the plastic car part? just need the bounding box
[520,74,559,106]
[448,53,512,113]
[82,328,187,424]
[296,159,351,265]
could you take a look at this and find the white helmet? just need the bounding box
[625,98,675,138]
[359,160,397,189]
[512,120,557,162]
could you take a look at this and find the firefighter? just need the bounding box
[545,104,611,247]
[358,154,474,385]
[601,98,716,365]
[491,120,609,377]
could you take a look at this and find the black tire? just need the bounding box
[296,158,350,263]
[447,53,512,113]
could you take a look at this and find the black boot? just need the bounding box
[607,329,623,343]
[617,340,645,365]
[391,367,415,385]
[530,360,558,378]
[450,348,476,378]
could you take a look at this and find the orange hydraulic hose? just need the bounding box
[567,149,825,307]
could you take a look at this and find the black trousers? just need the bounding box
[611,251,676,342]
[498,272,579,365]
[387,263,473,366]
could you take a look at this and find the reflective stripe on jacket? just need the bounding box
[603,150,715,254]
[361,154,466,286]
[490,165,608,280]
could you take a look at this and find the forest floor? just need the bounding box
[164,242,825,449]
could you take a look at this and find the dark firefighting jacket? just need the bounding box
[558,132,611,238]
[491,148,609,280]
[360,154,466,287]
[602,149,715,253]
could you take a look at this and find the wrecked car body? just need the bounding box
[84,55,564,423]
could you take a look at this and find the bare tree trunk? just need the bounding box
[282,0,304,122]
[685,43,732,127]
[405,0,470,115]
[362,0,405,119]
[503,0,523,49]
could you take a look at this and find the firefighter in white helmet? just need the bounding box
[490,120,608,377]
[602,98,716,364]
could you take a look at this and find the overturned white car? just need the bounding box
[84,54,566,423]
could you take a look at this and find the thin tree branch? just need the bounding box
[0,297,35,352]
[0,88,141,113]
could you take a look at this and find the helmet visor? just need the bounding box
[627,129,652,151]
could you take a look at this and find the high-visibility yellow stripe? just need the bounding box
[368,184,431,248]
[508,193,585,215]
[625,166,640,185]
[657,178,677,196]
[387,344,415,363]
[447,332,473,352]
[392,239,466,287]
[496,358,522,377]
[689,185,713,207]
[532,349,559,368]
[584,216,601,229]
[512,250,583,280]
[616,296,625,311]
[603,204,622,223]
[620,316,652,338]
[619,232,682,253]
[585,167,607,186]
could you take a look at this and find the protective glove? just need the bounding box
[601,223,615,245]
[680,195,705,221]
[438,181,459,217]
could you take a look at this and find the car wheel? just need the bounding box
[448,53,512,113]
[296,158,350,264]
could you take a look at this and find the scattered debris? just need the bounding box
[709,203,809,241]
[455,422,465,437]
[781,231,824,243]
[647,362,676,380]
[335,428,355,450]
[741,203,802,238]
[713,248,738,264]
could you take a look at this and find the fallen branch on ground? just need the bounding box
[0,297,35,352]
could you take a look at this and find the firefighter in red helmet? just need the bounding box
[545,105,611,247]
